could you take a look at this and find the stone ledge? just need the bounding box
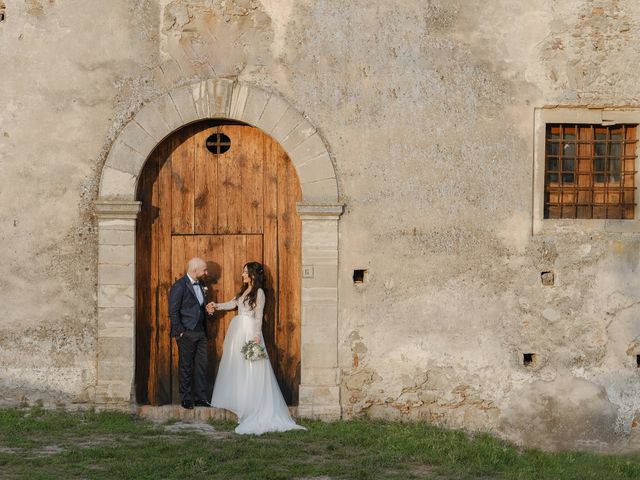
[136,404,300,423]
[96,201,142,219]
[296,203,344,219]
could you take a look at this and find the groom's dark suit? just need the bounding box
[169,274,210,406]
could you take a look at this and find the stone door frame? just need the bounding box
[95,79,343,419]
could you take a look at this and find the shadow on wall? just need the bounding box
[498,375,619,452]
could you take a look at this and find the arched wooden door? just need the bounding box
[135,122,302,406]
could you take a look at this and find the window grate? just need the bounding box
[544,124,638,219]
[205,133,231,154]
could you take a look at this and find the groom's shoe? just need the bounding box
[181,400,194,410]
[194,400,211,407]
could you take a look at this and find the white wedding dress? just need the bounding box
[210,288,306,435]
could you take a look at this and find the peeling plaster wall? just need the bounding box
[1,0,640,451]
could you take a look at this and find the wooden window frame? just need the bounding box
[533,108,640,234]
[544,124,636,220]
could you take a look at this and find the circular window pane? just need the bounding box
[205,133,231,154]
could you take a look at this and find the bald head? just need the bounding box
[187,257,207,280]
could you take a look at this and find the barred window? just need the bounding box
[544,124,637,219]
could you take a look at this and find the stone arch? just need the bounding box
[99,79,338,202]
[95,80,343,420]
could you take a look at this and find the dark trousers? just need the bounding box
[177,330,208,403]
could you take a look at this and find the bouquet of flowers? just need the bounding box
[241,340,267,361]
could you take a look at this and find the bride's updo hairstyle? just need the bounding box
[237,261,266,309]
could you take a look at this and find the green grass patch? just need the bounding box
[0,408,638,479]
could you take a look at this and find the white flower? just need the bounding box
[241,340,267,361]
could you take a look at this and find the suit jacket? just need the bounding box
[168,275,209,338]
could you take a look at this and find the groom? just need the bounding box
[168,257,216,409]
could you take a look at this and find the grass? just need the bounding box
[0,408,639,479]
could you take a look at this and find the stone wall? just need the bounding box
[1,0,640,451]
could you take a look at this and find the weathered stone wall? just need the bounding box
[1,0,640,451]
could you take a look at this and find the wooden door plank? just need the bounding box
[171,127,195,234]
[197,235,223,396]
[217,127,242,234]
[170,235,187,404]
[135,146,158,406]
[220,235,239,351]
[277,149,302,405]
[236,126,264,234]
[262,136,279,376]
[246,235,262,266]
[194,127,218,234]
[156,139,174,405]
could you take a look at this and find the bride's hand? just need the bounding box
[253,336,261,344]
[206,302,216,314]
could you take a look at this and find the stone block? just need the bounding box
[302,287,338,305]
[229,83,250,119]
[99,264,135,285]
[302,244,338,266]
[99,228,135,245]
[117,120,157,157]
[297,403,342,420]
[255,95,290,134]
[290,133,328,167]
[281,119,316,154]
[95,380,133,404]
[169,86,199,124]
[301,303,338,326]
[295,152,336,185]
[98,285,134,308]
[301,367,340,386]
[271,108,306,146]
[135,104,171,143]
[105,137,146,175]
[97,336,134,360]
[208,78,234,117]
[105,137,147,176]
[98,245,135,266]
[149,93,184,134]
[238,88,271,126]
[97,360,134,382]
[302,320,338,341]
[190,79,234,118]
[100,167,137,200]
[301,341,337,368]
[301,178,339,203]
[301,225,339,264]
[98,307,133,328]
[299,263,338,287]
[98,324,133,339]
[298,385,340,408]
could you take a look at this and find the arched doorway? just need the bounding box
[135,121,302,406]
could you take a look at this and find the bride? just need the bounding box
[210,261,306,435]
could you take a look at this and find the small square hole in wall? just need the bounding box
[636,355,640,368]
[523,353,536,367]
[353,269,367,284]
[541,271,554,286]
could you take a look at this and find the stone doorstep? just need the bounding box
[137,404,299,423]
